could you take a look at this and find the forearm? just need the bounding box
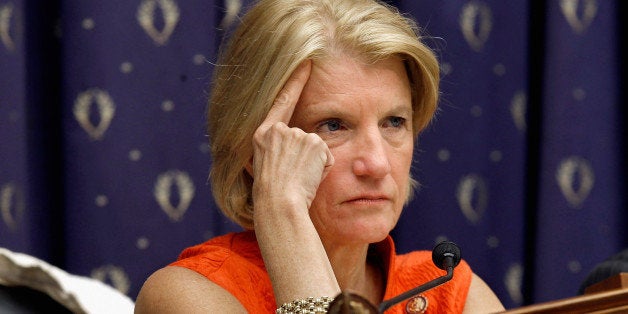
[254,201,340,306]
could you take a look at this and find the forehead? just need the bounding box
[310,55,406,87]
[295,54,412,110]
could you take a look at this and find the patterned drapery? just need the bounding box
[1,0,625,309]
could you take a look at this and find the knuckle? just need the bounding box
[307,132,323,144]
[270,122,288,133]
[252,132,264,145]
[252,126,267,143]
[304,132,318,143]
[254,122,288,144]
[305,133,328,151]
[273,91,290,106]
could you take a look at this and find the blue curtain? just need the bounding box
[1,0,625,309]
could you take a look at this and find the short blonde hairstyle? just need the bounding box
[208,0,440,229]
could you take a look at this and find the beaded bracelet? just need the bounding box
[276,296,333,314]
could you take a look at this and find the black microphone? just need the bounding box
[432,241,462,271]
[378,241,462,312]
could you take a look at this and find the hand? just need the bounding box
[251,60,334,213]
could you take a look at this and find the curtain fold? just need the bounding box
[531,0,624,303]
[1,0,65,265]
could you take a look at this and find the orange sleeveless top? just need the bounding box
[171,231,472,313]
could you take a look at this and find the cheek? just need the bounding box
[392,146,414,194]
[392,143,414,171]
[311,149,352,201]
[398,142,414,164]
[315,160,346,196]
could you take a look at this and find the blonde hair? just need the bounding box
[208,0,440,229]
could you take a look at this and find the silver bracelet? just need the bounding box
[276,296,333,314]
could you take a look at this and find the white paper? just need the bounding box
[0,248,134,314]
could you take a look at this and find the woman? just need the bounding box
[135,0,505,313]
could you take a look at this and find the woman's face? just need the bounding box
[290,54,414,245]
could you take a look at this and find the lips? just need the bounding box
[343,194,391,204]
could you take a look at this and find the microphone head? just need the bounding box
[432,241,462,270]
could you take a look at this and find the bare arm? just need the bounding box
[462,273,505,314]
[250,60,340,305]
[134,266,247,313]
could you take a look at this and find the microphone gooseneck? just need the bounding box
[377,241,461,313]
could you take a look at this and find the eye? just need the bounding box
[318,119,343,132]
[384,116,406,128]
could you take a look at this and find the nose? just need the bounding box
[352,128,391,179]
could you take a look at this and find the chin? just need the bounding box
[312,203,401,245]
[335,218,395,244]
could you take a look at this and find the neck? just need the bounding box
[323,240,385,305]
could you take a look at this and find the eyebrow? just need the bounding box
[300,100,413,118]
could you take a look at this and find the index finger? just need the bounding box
[259,60,312,129]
